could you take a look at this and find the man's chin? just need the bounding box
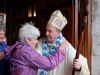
[46,39,50,42]
[46,39,53,43]
[46,38,51,42]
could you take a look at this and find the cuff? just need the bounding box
[76,65,82,71]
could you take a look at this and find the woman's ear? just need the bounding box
[25,38,30,43]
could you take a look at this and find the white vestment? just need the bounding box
[36,37,90,75]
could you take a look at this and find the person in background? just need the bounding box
[4,22,68,75]
[36,10,90,75]
[0,25,10,75]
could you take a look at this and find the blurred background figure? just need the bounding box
[0,25,10,75]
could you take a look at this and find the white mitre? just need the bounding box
[47,10,67,31]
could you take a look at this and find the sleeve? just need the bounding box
[76,65,90,75]
[1,42,7,48]
[75,55,90,75]
[68,43,90,75]
[24,48,65,70]
[0,42,7,52]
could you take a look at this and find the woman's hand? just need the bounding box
[59,40,68,50]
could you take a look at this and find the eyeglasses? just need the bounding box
[33,37,38,40]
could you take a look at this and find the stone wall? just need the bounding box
[92,0,100,75]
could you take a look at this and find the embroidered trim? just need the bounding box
[40,33,63,75]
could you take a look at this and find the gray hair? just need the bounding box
[0,24,6,32]
[19,22,40,42]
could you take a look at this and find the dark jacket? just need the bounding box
[0,42,10,75]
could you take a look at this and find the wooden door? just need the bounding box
[1,0,91,73]
[36,0,91,72]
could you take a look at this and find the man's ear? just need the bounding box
[57,30,60,36]
[56,28,60,35]
[58,31,60,35]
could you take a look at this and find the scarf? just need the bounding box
[40,33,63,75]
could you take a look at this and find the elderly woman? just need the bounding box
[0,25,10,75]
[4,22,67,75]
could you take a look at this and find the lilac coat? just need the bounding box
[4,41,65,75]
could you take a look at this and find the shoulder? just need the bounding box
[0,42,7,52]
[38,37,45,42]
[35,37,45,54]
[0,42,7,47]
[38,37,45,45]
[62,37,70,48]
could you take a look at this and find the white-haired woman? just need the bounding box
[4,23,67,75]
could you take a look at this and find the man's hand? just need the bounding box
[73,59,81,71]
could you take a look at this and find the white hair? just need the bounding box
[19,22,40,41]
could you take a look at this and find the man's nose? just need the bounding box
[46,31,49,36]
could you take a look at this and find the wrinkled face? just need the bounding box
[27,37,38,48]
[45,25,60,43]
[31,37,38,47]
[0,30,5,42]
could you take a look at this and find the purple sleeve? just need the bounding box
[25,48,65,70]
